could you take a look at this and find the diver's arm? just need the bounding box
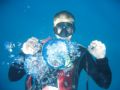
[82,51,112,89]
[8,62,25,81]
[8,52,26,81]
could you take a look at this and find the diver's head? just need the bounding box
[54,11,75,40]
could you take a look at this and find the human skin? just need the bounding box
[42,86,58,90]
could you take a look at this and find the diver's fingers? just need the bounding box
[42,86,49,90]
[21,37,41,55]
[42,86,58,90]
[88,40,106,59]
[88,40,106,50]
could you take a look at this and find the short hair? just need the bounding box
[54,11,75,27]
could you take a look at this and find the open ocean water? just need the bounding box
[0,0,120,90]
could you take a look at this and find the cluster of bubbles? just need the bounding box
[2,42,22,67]
[4,41,22,54]
[43,40,81,70]
[24,53,49,79]
[45,40,69,69]
[4,42,16,53]
[68,42,81,61]
[4,38,81,88]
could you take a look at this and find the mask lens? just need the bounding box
[54,22,74,37]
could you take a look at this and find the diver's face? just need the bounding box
[54,22,74,40]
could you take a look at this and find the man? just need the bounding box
[8,11,112,90]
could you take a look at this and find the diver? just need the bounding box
[8,11,112,90]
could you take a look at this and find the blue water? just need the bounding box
[0,0,120,90]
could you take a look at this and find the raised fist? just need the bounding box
[21,37,41,55]
[88,40,106,59]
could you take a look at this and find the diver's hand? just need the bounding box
[42,86,58,90]
[21,37,41,55]
[88,40,106,59]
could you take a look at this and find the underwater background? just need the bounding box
[0,0,120,90]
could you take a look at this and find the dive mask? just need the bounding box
[54,22,75,38]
